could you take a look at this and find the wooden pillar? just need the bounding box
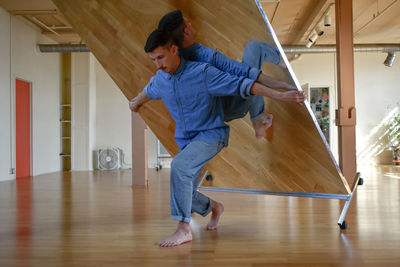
[132,112,148,187]
[335,0,357,186]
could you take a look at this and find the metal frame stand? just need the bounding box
[155,139,171,171]
[198,171,362,230]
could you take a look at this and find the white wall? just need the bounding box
[0,8,13,181]
[354,52,400,164]
[94,58,133,168]
[290,52,400,165]
[0,8,61,181]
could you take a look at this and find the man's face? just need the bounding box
[148,44,179,73]
[183,16,196,42]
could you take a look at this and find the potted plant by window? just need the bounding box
[387,113,400,165]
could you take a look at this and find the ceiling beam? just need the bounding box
[29,16,60,36]
[9,9,57,15]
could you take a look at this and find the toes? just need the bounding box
[206,223,217,230]
[159,240,171,247]
[160,237,189,247]
[164,241,174,247]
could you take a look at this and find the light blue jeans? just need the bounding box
[222,40,281,123]
[170,140,224,223]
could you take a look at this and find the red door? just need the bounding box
[16,79,31,178]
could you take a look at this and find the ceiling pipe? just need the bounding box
[38,44,400,54]
[283,44,400,54]
[38,44,90,52]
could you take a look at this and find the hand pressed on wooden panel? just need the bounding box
[250,82,306,104]
[129,91,150,112]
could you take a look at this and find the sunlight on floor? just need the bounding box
[383,171,400,179]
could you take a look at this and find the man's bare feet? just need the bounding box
[159,222,192,247]
[206,200,224,230]
[253,114,273,139]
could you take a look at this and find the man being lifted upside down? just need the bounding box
[129,28,305,247]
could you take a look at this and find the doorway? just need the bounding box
[15,79,31,178]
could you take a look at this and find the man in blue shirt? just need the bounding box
[157,10,300,139]
[129,29,305,247]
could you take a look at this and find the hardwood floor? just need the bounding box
[0,165,399,266]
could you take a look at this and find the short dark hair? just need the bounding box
[158,10,183,32]
[158,10,185,48]
[144,29,172,53]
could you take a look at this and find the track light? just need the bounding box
[308,30,318,43]
[306,30,318,48]
[315,25,324,36]
[384,52,396,67]
[305,4,333,47]
[324,14,332,27]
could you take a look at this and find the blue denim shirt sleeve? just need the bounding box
[143,75,161,100]
[248,67,261,80]
[203,64,255,99]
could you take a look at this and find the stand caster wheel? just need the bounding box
[206,175,213,181]
[358,178,364,185]
[338,221,348,230]
[155,165,162,171]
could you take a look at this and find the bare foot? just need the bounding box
[206,201,224,230]
[278,57,287,69]
[253,114,273,139]
[159,222,192,247]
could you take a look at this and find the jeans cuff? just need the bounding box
[250,111,266,123]
[171,215,191,223]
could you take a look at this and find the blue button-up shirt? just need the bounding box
[144,57,255,150]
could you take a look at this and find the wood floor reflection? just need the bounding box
[0,165,399,266]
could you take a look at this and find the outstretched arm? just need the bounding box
[129,91,151,112]
[203,64,305,104]
[207,46,297,91]
[250,82,306,104]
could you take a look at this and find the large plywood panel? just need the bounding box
[52,0,350,194]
